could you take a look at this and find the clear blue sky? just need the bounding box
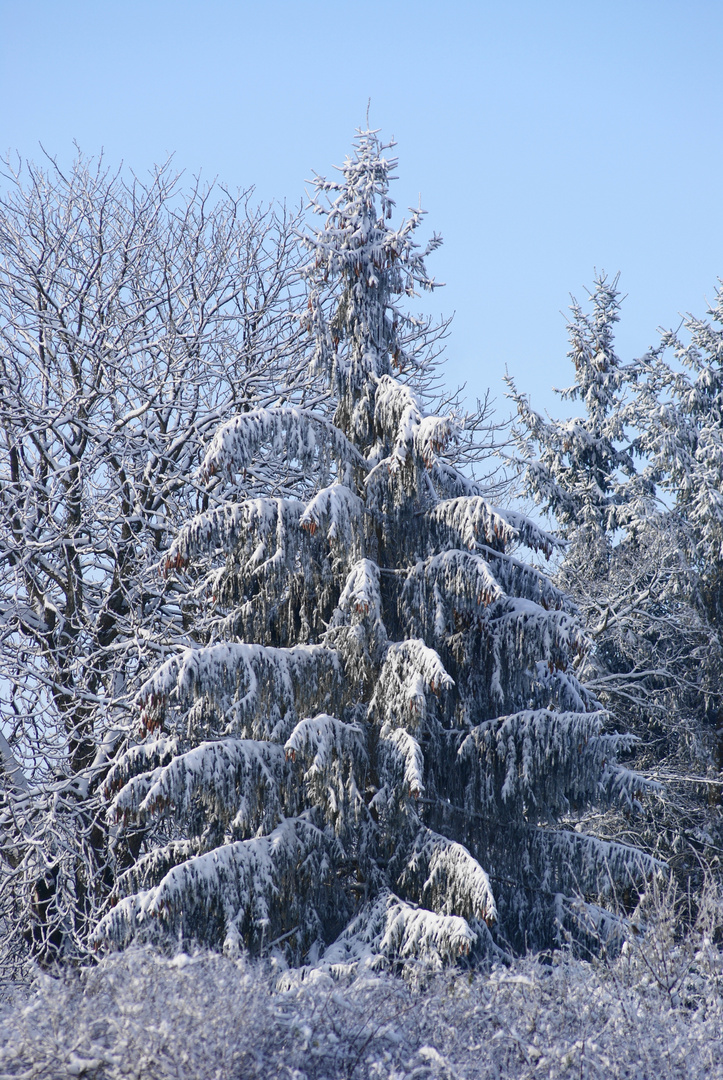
[2,0,722,421]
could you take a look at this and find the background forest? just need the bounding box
[0,125,722,1077]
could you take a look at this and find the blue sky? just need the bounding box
[2,0,722,421]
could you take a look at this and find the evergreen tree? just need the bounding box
[632,285,723,779]
[95,131,655,967]
[634,285,723,633]
[508,275,722,870]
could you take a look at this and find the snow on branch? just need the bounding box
[164,484,364,589]
[108,738,287,832]
[459,709,635,820]
[163,498,303,572]
[370,375,458,473]
[136,643,341,740]
[103,736,181,800]
[492,505,562,559]
[324,560,388,681]
[382,728,426,798]
[200,406,366,482]
[334,559,384,624]
[322,888,477,971]
[113,840,203,899]
[93,817,333,953]
[428,497,516,552]
[401,551,504,641]
[528,826,665,898]
[284,713,364,768]
[402,828,497,926]
[489,600,589,678]
[424,486,561,562]
[299,483,364,544]
[479,547,569,613]
[428,461,485,500]
[370,896,477,964]
[284,713,366,828]
[371,639,454,735]
[600,755,661,812]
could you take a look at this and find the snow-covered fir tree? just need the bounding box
[634,283,723,636]
[508,275,722,870]
[631,284,723,788]
[506,276,676,717]
[94,132,657,967]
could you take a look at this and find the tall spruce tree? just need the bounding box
[94,131,656,967]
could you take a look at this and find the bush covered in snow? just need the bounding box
[2,883,722,1079]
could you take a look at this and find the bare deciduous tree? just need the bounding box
[0,150,316,977]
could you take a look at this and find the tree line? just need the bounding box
[0,131,720,980]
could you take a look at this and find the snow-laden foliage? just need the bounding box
[507,273,723,876]
[0,153,324,979]
[93,130,654,969]
[634,280,723,613]
[509,276,638,532]
[3,881,722,1079]
[200,406,364,488]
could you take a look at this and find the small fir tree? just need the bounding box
[95,132,656,967]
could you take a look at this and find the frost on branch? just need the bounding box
[0,159,325,976]
[97,128,654,967]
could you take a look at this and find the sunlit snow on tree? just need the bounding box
[0,155,315,976]
[94,130,657,968]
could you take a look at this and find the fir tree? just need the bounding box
[94,131,656,967]
[508,275,722,872]
[634,284,723,629]
[632,284,723,779]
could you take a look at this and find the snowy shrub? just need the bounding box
[2,882,722,1080]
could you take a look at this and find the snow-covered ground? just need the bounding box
[1,913,721,1080]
